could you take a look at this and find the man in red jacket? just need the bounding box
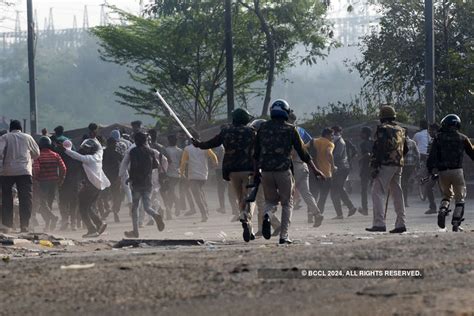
[33,136,67,231]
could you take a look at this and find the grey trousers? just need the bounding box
[189,179,209,218]
[371,166,406,228]
[262,170,295,239]
[294,162,321,216]
[256,188,280,231]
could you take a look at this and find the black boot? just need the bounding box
[365,226,386,232]
[241,221,251,242]
[279,238,293,245]
[262,214,271,240]
[389,226,407,233]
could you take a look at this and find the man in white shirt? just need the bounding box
[180,131,218,222]
[413,120,430,156]
[0,120,40,232]
[64,123,110,238]
[413,120,437,214]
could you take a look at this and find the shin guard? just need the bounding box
[451,203,465,232]
[437,199,451,229]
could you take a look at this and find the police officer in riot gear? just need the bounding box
[427,114,474,232]
[254,99,325,244]
[193,108,257,242]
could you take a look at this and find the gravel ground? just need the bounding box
[0,233,473,316]
[0,190,473,315]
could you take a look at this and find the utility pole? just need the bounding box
[224,0,235,121]
[424,0,435,124]
[27,0,38,134]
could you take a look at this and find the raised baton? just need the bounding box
[155,90,193,139]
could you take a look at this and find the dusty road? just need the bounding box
[0,189,473,315]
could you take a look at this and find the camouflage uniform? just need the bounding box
[254,120,312,240]
[370,123,408,229]
[196,124,256,223]
[427,128,474,229]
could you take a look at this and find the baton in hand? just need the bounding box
[155,90,193,140]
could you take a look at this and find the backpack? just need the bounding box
[374,124,405,166]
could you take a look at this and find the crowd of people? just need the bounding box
[0,101,472,243]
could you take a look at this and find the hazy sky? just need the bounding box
[0,0,144,32]
[0,0,371,32]
[0,0,373,125]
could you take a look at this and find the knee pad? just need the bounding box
[440,199,450,211]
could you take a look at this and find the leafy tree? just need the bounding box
[354,0,474,131]
[236,0,335,116]
[92,0,334,125]
[92,3,264,128]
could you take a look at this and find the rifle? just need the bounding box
[245,174,261,203]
